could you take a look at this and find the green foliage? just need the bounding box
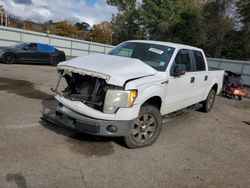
[75,22,91,32]
[171,8,203,46]
[141,0,182,40]
[108,0,143,43]
[107,0,137,11]
[90,21,114,45]
[237,0,250,26]
[236,0,250,60]
[201,0,234,58]
[109,0,250,60]
[55,21,79,37]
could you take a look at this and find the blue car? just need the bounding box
[0,42,66,66]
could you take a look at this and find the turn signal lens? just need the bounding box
[128,90,137,107]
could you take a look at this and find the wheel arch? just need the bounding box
[135,84,164,111]
[2,52,16,58]
[211,83,218,93]
[142,96,162,110]
[206,75,221,96]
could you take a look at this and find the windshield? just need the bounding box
[11,43,28,49]
[108,42,175,71]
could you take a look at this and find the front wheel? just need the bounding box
[50,57,60,66]
[200,89,216,112]
[124,104,162,149]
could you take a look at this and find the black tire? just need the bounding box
[238,96,242,100]
[124,104,162,149]
[50,57,60,66]
[200,89,216,113]
[2,53,15,64]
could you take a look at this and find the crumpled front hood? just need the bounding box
[57,53,157,86]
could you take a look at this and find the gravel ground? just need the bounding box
[0,64,250,188]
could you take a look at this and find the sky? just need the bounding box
[0,0,118,26]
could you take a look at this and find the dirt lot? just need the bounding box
[0,64,250,188]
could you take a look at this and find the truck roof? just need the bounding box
[128,40,202,51]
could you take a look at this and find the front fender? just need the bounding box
[135,84,164,107]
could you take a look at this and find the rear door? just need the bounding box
[36,44,53,63]
[21,43,40,62]
[190,50,208,101]
[14,43,38,62]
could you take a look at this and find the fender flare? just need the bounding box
[135,84,164,108]
[207,77,219,96]
[2,52,16,58]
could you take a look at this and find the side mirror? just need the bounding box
[23,46,29,50]
[171,64,186,77]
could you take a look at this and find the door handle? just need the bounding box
[190,77,195,83]
[161,80,169,84]
[204,75,208,81]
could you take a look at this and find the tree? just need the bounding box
[90,21,114,44]
[108,0,143,44]
[220,29,247,59]
[201,0,234,58]
[141,0,197,41]
[75,22,91,32]
[107,0,138,11]
[141,0,176,40]
[108,0,249,60]
[171,8,204,46]
[43,20,56,34]
[236,0,250,59]
[55,21,79,37]
[237,0,250,27]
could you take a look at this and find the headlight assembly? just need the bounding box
[103,90,137,114]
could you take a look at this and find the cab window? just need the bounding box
[28,43,37,50]
[193,50,206,71]
[108,42,175,71]
[114,48,133,57]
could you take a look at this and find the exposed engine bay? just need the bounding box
[61,73,121,112]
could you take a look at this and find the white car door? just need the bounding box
[162,49,197,114]
[190,50,209,102]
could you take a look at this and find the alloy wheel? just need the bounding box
[131,113,157,143]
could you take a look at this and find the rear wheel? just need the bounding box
[200,89,216,112]
[3,53,15,64]
[124,104,162,149]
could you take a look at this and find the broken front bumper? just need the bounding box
[41,104,134,137]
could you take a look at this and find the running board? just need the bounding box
[162,103,202,124]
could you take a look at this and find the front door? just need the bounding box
[15,43,39,63]
[162,49,196,114]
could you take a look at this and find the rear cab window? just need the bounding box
[192,50,206,71]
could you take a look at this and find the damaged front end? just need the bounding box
[60,71,121,112]
[42,69,137,136]
[51,67,138,114]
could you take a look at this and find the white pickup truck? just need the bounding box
[42,40,224,148]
